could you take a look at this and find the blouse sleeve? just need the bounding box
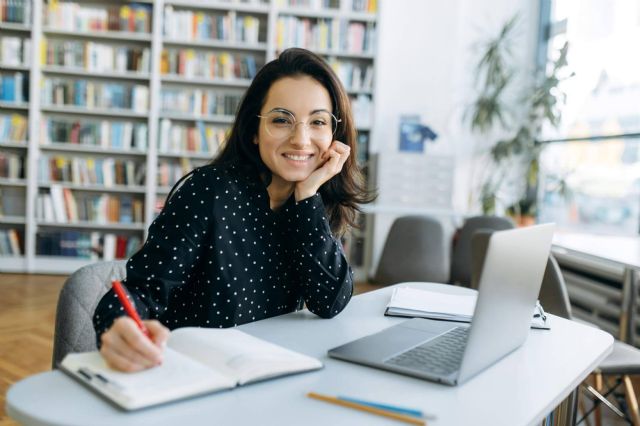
[93,169,214,341]
[281,193,354,318]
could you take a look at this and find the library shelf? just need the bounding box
[159,112,235,124]
[0,178,27,187]
[40,106,149,119]
[161,75,253,88]
[38,183,147,194]
[0,64,30,71]
[40,143,147,157]
[36,221,146,231]
[158,151,216,160]
[0,102,29,111]
[0,23,31,32]
[41,66,151,82]
[0,141,28,149]
[42,28,152,42]
[0,215,26,225]
[0,256,28,272]
[162,38,268,52]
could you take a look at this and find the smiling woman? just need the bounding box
[92,48,376,373]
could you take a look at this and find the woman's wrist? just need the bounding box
[294,185,317,201]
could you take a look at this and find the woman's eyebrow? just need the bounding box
[266,107,332,116]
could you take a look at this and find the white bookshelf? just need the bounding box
[0,0,378,274]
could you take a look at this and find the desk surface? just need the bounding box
[7,283,613,426]
[553,231,640,270]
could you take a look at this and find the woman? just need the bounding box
[94,48,374,372]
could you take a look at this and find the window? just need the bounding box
[537,0,640,235]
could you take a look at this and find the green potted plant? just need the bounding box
[468,15,572,224]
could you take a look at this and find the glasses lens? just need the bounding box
[307,111,337,142]
[264,111,295,139]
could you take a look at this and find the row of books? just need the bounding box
[42,78,149,112]
[0,228,21,256]
[349,0,377,13]
[0,0,30,24]
[0,151,24,179]
[0,113,27,141]
[159,119,227,155]
[161,49,259,80]
[160,89,242,117]
[328,58,373,91]
[41,118,148,151]
[0,187,25,216]
[37,186,144,224]
[1,36,31,66]
[0,72,28,102]
[38,155,146,187]
[36,230,142,260]
[158,158,205,188]
[276,16,375,54]
[43,39,150,73]
[164,6,264,44]
[44,2,152,34]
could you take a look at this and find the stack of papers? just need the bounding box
[385,286,549,330]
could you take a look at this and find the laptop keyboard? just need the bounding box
[384,327,469,376]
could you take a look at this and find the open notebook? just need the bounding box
[385,286,549,329]
[60,328,322,410]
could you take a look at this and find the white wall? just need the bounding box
[368,0,540,277]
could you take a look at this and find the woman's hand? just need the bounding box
[99,317,170,372]
[295,141,350,201]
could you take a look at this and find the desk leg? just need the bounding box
[620,268,638,344]
[554,388,579,426]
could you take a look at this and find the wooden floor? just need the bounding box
[0,273,383,425]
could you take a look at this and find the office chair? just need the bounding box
[450,215,514,287]
[52,260,126,368]
[373,215,449,286]
[471,231,640,426]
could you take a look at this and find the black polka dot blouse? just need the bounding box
[93,163,354,341]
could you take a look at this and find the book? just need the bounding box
[385,285,550,330]
[60,327,323,410]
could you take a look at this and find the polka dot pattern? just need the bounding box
[93,164,354,342]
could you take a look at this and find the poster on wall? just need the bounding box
[398,115,438,153]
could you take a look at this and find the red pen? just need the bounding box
[111,279,152,339]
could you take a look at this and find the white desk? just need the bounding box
[7,283,613,426]
[552,231,640,341]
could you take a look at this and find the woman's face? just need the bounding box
[255,76,335,183]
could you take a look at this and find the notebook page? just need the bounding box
[388,287,477,317]
[62,348,236,409]
[168,328,322,385]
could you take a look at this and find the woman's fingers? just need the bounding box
[145,320,170,348]
[100,317,165,372]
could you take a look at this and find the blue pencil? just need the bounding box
[337,395,436,420]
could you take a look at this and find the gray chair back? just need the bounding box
[469,229,572,318]
[450,215,514,287]
[52,260,126,368]
[374,215,449,286]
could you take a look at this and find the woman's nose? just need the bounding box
[289,123,311,146]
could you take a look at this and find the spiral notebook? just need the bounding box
[384,285,550,329]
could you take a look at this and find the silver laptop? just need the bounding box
[328,223,555,386]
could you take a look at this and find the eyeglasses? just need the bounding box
[257,110,341,143]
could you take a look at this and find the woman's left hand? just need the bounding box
[295,141,350,201]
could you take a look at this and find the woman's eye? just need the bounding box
[272,118,292,125]
[311,120,327,126]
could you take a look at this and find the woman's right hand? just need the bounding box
[99,317,170,372]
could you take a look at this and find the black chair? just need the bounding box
[373,215,449,286]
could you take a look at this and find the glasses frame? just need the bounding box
[257,110,342,141]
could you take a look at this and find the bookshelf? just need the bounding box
[0,0,378,276]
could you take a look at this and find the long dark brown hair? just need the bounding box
[170,48,376,235]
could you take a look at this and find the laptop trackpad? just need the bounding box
[329,319,459,362]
